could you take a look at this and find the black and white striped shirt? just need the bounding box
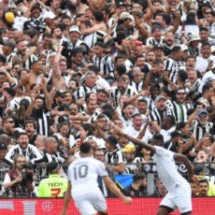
[192,120,213,141]
[41,150,67,164]
[74,85,100,100]
[4,144,43,166]
[32,108,50,137]
[149,107,173,126]
[166,100,193,123]
[145,37,164,46]
[93,54,114,78]
[164,57,186,83]
[110,85,138,108]
[105,149,128,174]
[130,80,144,92]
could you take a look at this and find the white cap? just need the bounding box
[211,46,215,53]
[69,25,80,33]
[181,44,188,51]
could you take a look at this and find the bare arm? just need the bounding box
[114,126,156,153]
[106,162,126,174]
[53,45,63,78]
[103,176,132,204]
[61,181,72,215]
[3,173,23,190]
[174,153,198,182]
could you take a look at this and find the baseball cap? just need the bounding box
[0,142,7,150]
[155,95,166,102]
[151,23,162,32]
[119,12,132,20]
[181,44,188,51]
[171,45,181,52]
[197,109,208,117]
[47,161,60,174]
[154,44,163,50]
[3,40,15,49]
[4,12,15,25]
[116,1,126,7]
[69,25,80,33]
[123,144,136,153]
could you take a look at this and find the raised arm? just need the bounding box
[114,126,156,153]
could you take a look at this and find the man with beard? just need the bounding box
[150,95,172,127]
[198,179,209,197]
[3,132,43,166]
[189,109,213,141]
[166,87,193,123]
[3,155,34,197]
[16,58,46,95]
[163,32,175,56]
[195,42,215,75]
[24,119,37,145]
[110,75,137,108]
[163,46,186,91]
[25,95,52,137]
[124,113,145,138]
[123,173,148,197]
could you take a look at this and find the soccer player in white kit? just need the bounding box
[61,142,132,215]
[114,127,198,215]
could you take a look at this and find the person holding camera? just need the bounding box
[2,155,34,197]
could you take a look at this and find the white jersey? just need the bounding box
[67,157,108,197]
[154,146,188,192]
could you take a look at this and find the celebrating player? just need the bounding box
[61,142,132,215]
[114,126,198,215]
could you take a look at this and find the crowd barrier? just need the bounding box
[0,162,214,197]
[0,198,215,215]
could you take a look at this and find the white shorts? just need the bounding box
[73,190,107,215]
[160,182,192,214]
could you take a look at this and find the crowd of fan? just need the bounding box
[0,0,215,197]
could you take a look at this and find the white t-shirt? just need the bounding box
[154,146,188,192]
[67,157,108,197]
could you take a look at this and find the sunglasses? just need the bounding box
[7,120,14,123]
[199,114,208,118]
[204,11,212,15]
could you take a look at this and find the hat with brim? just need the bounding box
[69,25,80,33]
[155,95,166,102]
[119,12,132,20]
[188,34,201,43]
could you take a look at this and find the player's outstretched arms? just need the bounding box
[61,181,72,215]
[113,125,156,153]
[174,153,198,183]
[103,176,132,204]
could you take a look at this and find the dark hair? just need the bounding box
[176,122,186,130]
[82,123,94,136]
[199,178,209,185]
[152,133,164,143]
[133,173,146,182]
[17,132,28,139]
[24,118,37,129]
[80,142,92,153]
[93,10,104,22]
